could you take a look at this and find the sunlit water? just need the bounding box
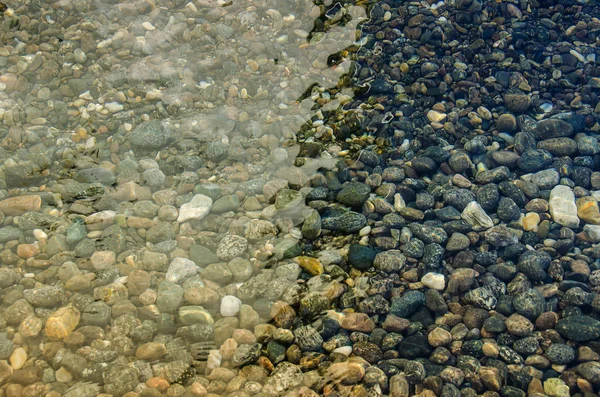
[0,0,370,395]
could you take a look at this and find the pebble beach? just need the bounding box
[1,0,600,397]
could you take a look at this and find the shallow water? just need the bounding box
[0,0,369,395]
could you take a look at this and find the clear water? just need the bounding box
[0,0,369,395]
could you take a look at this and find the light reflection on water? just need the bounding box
[0,0,369,395]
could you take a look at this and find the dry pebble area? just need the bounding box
[0,0,600,397]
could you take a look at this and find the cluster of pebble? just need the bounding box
[0,0,600,396]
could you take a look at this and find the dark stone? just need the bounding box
[545,344,575,365]
[397,334,433,359]
[533,119,574,139]
[556,315,600,342]
[390,291,426,318]
[443,188,476,211]
[517,149,553,173]
[423,243,444,269]
[348,244,376,270]
[336,182,371,207]
[477,183,500,212]
[497,197,521,222]
[411,157,437,174]
[512,289,545,320]
[517,251,550,282]
[321,207,367,233]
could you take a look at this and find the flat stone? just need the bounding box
[166,257,199,283]
[177,194,212,222]
[461,201,494,230]
[90,250,116,270]
[549,185,579,228]
[0,195,42,216]
[556,315,600,342]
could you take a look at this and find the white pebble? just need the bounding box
[104,102,124,113]
[333,346,352,356]
[33,229,47,241]
[421,272,446,290]
[142,22,156,31]
[220,295,242,317]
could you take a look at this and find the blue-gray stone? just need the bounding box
[390,291,426,318]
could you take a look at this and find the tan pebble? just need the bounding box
[577,378,593,392]
[135,342,166,361]
[0,196,42,216]
[55,367,72,382]
[427,110,447,123]
[577,197,600,224]
[452,174,472,188]
[482,342,499,358]
[191,382,208,396]
[142,21,155,30]
[9,347,26,370]
[523,212,540,231]
[341,313,375,333]
[479,366,502,391]
[19,315,42,338]
[294,256,324,276]
[528,378,544,395]
[17,244,39,259]
[45,306,80,340]
[147,377,170,392]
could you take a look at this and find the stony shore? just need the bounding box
[0,0,600,397]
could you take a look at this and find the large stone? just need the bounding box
[129,120,171,149]
[577,197,600,225]
[336,182,371,207]
[549,185,579,228]
[45,307,80,340]
[0,195,42,216]
[166,257,199,283]
[177,194,212,222]
[534,119,574,139]
[556,315,600,342]
[390,291,425,318]
[461,201,494,230]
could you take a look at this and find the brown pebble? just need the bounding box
[146,377,169,392]
[136,342,167,361]
[428,327,452,347]
[479,367,502,391]
[505,314,533,336]
[528,378,545,395]
[463,307,489,330]
[16,244,39,259]
[535,312,559,330]
[0,196,42,216]
[382,315,410,332]
[341,313,375,333]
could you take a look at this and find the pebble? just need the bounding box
[461,201,494,230]
[129,120,171,150]
[45,307,80,340]
[421,273,445,290]
[177,194,213,222]
[0,1,598,395]
[0,196,42,216]
[549,185,580,228]
[220,295,242,317]
[166,257,199,283]
[9,348,26,370]
[577,197,600,224]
